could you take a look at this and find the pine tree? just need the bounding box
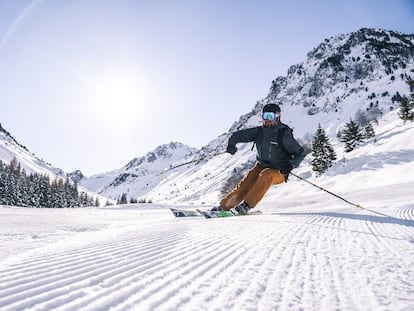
[399,95,414,122]
[363,123,375,139]
[311,124,337,175]
[399,74,414,122]
[118,193,128,204]
[340,119,364,152]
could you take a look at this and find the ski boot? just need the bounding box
[210,206,224,212]
[231,202,250,215]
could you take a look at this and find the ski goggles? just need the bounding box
[262,111,279,121]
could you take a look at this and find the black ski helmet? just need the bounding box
[262,103,281,113]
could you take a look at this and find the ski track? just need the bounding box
[1,205,414,311]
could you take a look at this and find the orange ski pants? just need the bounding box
[220,164,286,210]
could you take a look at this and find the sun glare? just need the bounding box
[85,72,150,125]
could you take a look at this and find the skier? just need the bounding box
[215,103,305,215]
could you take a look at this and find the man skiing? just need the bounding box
[216,103,305,215]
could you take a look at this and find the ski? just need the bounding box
[196,209,263,218]
[170,207,262,218]
[170,208,202,217]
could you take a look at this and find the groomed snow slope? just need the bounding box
[0,111,414,310]
[0,184,414,311]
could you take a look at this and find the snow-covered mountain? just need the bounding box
[0,123,108,205]
[0,120,197,204]
[77,142,197,201]
[0,123,66,178]
[140,28,414,204]
[264,27,414,138]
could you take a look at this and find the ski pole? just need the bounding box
[160,158,199,175]
[160,151,227,175]
[290,172,362,208]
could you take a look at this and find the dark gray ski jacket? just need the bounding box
[227,122,305,175]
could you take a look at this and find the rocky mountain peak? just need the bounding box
[264,28,413,117]
[67,170,84,184]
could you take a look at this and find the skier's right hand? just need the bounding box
[226,145,237,155]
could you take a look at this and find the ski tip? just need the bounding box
[170,208,183,217]
[170,208,201,217]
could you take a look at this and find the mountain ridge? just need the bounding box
[0,122,110,206]
[77,141,197,201]
[0,122,65,178]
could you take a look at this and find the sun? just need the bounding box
[97,76,141,119]
[84,71,151,125]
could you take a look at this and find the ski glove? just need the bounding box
[226,145,237,155]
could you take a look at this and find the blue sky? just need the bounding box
[0,0,413,175]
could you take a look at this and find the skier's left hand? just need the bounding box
[226,145,237,155]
